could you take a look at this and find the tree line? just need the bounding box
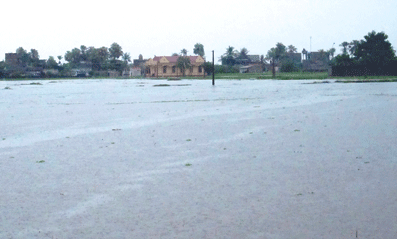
[331,31,397,76]
[0,42,132,78]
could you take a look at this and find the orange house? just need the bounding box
[145,55,205,78]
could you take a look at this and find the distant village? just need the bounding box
[3,31,394,78]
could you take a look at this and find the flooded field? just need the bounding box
[1,79,397,238]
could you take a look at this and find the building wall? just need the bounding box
[5,53,19,66]
[146,64,204,77]
[145,56,205,78]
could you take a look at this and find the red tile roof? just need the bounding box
[152,55,200,63]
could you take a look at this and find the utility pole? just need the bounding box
[272,57,275,78]
[212,50,215,85]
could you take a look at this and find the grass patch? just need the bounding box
[36,160,45,163]
[335,78,397,83]
[29,82,42,85]
[153,84,171,87]
[4,86,11,90]
[186,139,192,141]
[185,163,192,166]
[294,129,300,132]
[210,72,329,80]
[303,80,331,84]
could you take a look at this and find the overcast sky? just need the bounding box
[2,0,396,62]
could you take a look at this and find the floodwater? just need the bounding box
[1,79,396,238]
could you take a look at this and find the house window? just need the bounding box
[172,66,176,73]
[198,66,202,73]
[189,68,192,73]
[163,66,167,73]
[180,68,183,73]
[146,67,150,74]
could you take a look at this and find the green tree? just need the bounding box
[193,43,205,57]
[201,62,213,75]
[354,31,396,67]
[332,54,355,66]
[266,42,286,63]
[180,48,188,56]
[57,55,62,65]
[80,45,88,61]
[46,56,58,69]
[340,41,349,55]
[16,47,29,66]
[171,53,179,56]
[220,46,238,66]
[109,42,123,60]
[287,45,297,53]
[65,48,81,66]
[87,46,109,71]
[177,56,191,76]
[122,53,131,64]
[28,49,40,67]
[235,47,250,65]
[327,48,336,59]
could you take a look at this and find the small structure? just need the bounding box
[71,61,92,77]
[107,71,120,78]
[133,54,147,67]
[302,51,329,72]
[5,53,19,66]
[145,55,205,78]
[239,64,263,73]
[122,66,141,77]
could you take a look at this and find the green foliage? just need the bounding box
[220,46,238,66]
[46,56,58,69]
[193,43,205,57]
[122,53,131,64]
[287,45,297,53]
[86,46,109,71]
[180,48,188,56]
[29,49,40,66]
[332,31,397,76]
[280,60,299,72]
[64,48,81,66]
[235,47,250,65]
[340,41,349,55]
[177,56,191,76]
[214,65,239,74]
[109,59,126,73]
[327,48,336,59]
[266,42,286,63]
[109,42,123,60]
[202,62,214,75]
[16,47,29,66]
[355,31,396,66]
[331,54,355,66]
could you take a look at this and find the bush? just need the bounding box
[280,60,299,72]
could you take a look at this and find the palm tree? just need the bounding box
[287,45,297,53]
[340,42,349,55]
[349,40,360,56]
[177,56,191,76]
[327,48,336,60]
[180,49,188,56]
[122,53,131,64]
[221,46,238,65]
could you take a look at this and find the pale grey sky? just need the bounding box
[2,0,396,62]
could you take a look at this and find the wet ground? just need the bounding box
[1,79,396,238]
